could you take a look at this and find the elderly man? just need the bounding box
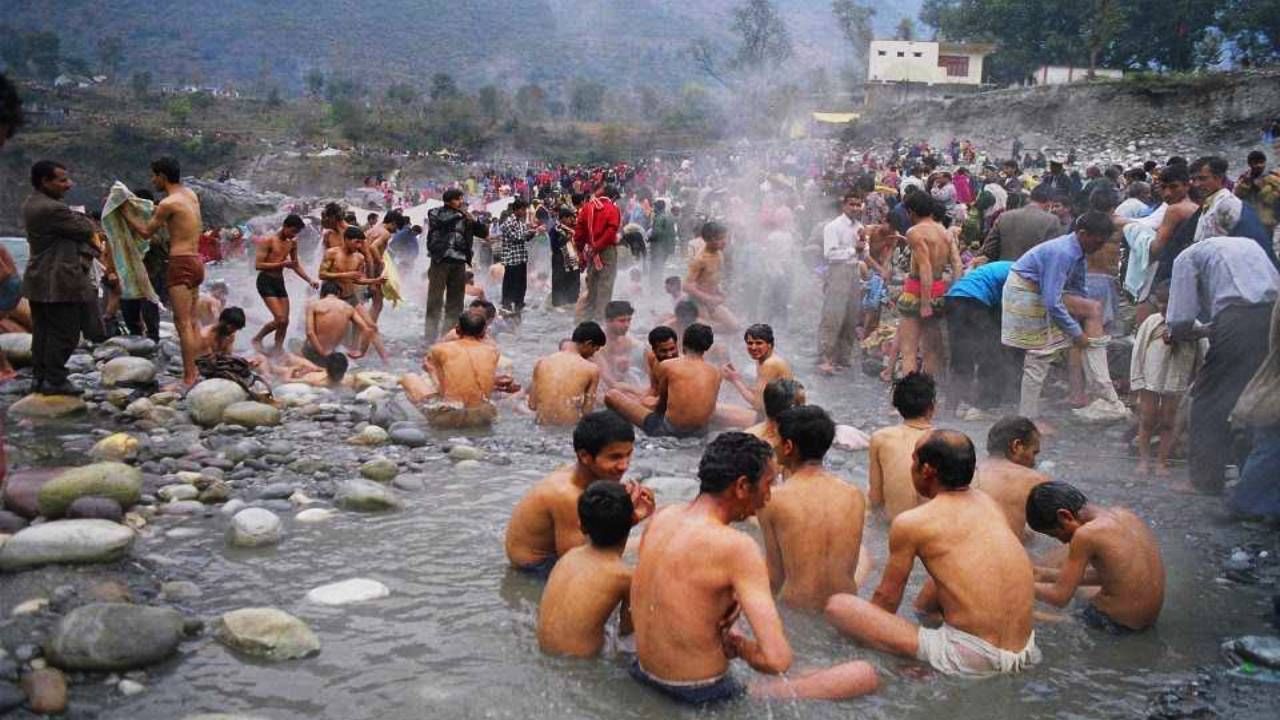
[1001,211,1126,429]
[1166,236,1279,495]
[22,161,100,395]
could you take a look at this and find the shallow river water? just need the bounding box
[3,252,1276,719]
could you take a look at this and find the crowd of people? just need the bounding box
[5,66,1280,706]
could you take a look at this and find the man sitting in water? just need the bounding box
[605,323,722,438]
[505,410,654,577]
[826,430,1041,678]
[631,432,878,704]
[303,281,387,366]
[973,416,1050,540]
[537,481,635,657]
[745,378,805,456]
[197,307,245,357]
[596,301,644,391]
[719,323,794,428]
[408,310,519,429]
[1026,481,1165,633]
[608,325,681,408]
[528,322,606,426]
[758,405,869,611]
[868,372,936,520]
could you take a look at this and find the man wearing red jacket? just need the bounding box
[575,184,622,323]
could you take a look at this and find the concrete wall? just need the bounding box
[1033,66,1124,85]
[868,41,985,85]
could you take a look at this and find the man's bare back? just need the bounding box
[537,545,631,657]
[529,350,601,425]
[868,423,931,519]
[759,467,866,610]
[506,466,588,568]
[306,296,358,355]
[655,356,721,430]
[973,458,1050,540]
[428,338,501,407]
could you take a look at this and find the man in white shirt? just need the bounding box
[817,191,865,375]
[1191,156,1243,243]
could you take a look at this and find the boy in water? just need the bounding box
[973,416,1050,540]
[684,220,740,332]
[537,481,635,657]
[745,378,806,456]
[758,405,869,610]
[1129,281,1204,477]
[1026,481,1166,633]
[868,372,936,520]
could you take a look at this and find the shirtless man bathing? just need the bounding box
[719,322,794,428]
[868,371,936,520]
[404,310,519,429]
[1027,481,1165,633]
[505,410,655,577]
[684,221,740,332]
[630,432,877,705]
[302,281,387,368]
[759,405,870,611]
[898,191,963,377]
[528,321,606,426]
[123,156,204,387]
[973,416,1050,540]
[826,429,1041,678]
[605,323,721,438]
[320,226,385,307]
[251,214,318,353]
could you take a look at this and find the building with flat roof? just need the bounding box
[867,40,994,86]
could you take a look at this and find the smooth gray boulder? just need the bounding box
[0,520,135,571]
[45,603,184,671]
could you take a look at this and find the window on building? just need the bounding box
[913,52,923,58]
[938,55,970,78]
[897,51,905,57]
[877,50,886,56]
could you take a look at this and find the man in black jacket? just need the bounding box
[424,188,488,343]
[21,160,99,394]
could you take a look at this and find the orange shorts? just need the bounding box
[167,254,206,290]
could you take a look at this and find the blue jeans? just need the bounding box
[1229,426,1280,520]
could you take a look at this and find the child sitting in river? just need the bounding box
[536,481,634,657]
[1026,481,1166,633]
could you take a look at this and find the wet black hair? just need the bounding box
[572,321,606,347]
[701,220,727,241]
[319,280,342,298]
[283,214,305,230]
[892,371,935,420]
[916,429,976,489]
[468,298,496,320]
[151,156,181,183]
[682,322,714,354]
[605,300,634,320]
[762,378,804,420]
[30,160,66,189]
[217,307,246,335]
[457,310,486,337]
[674,299,699,323]
[647,325,677,349]
[743,323,774,346]
[325,352,349,382]
[1088,188,1120,213]
[0,73,24,141]
[903,189,934,218]
[777,405,835,462]
[698,432,774,494]
[573,410,636,456]
[322,201,344,220]
[1247,150,1266,164]
[578,481,634,548]
[1074,210,1113,238]
[1025,481,1088,534]
[511,197,528,211]
[443,188,464,203]
[986,416,1039,457]
[1160,164,1190,185]
[344,226,366,241]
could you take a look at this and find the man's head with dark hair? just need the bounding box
[30,160,68,194]
[1088,187,1120,213]
[0,73,24,147]
[468,298,497,320]
[322,201,344,227]
[442,188,464,206]
[456,310,487,338]
[891,371,935,420]
[325,352,349,384]
[283,214,305,231]
[912,429,977,494]
[578,481,634,548]
[572,410,635,481]
[697,432,776,518]
[1028,183,1058,205]
[903,190,934,220]
[217,307,246,334]
[701,220,728,246]
[601,184,621,201]
[1126,181,1151,201]
[150,156,181,185]
[1075,210,1114,254]
[682,322,714,355]
[762,378,805,420]
[743,323,774,347]
[604,300,634,321]
[571,321,607,356]
[777,405,835,463]
[1247,150,1266,167]
[986,416,1041,468]
[647,325,679,362]
[674,299,699,325]
[1025,481,1090,542]
[320,280,343,298]
[1190,156,1228,197]
[654,199,666,213]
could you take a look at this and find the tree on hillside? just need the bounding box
[167,95,193,126]
[832,1,876,76]
[731,0,793,69]
[305,69,325,99]
[895,17,916,41]
[97,36,124,78]
[477,85,506,125]
[26,31,62,81]
[570,79,607,121]
[1220,0,1279,64]
[688,36,731,88]
[386,82,419,105]
[430,73,459,102]
[515,84,548,121]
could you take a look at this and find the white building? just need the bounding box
[1030,65,1124,85]
[867,40,993,86]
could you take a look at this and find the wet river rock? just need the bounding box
[214,608,320,661]
[104,336,158,357]
[186,379,250,427]
[90,433,141,462]
[100,356,158,387]
[0,333,32,366]
[1,467,62,519]
[37,462,143,518]
[65,496,125,522]
[221,401,281,428]
[335,479,403,512]
[228,508,282,547]
[8,393,87,419]
[21,667,67,714]
[359,456,399,483]
[45,603,185,671]
[0,520,135,570]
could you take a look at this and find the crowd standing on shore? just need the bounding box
[1,70,1280,710]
